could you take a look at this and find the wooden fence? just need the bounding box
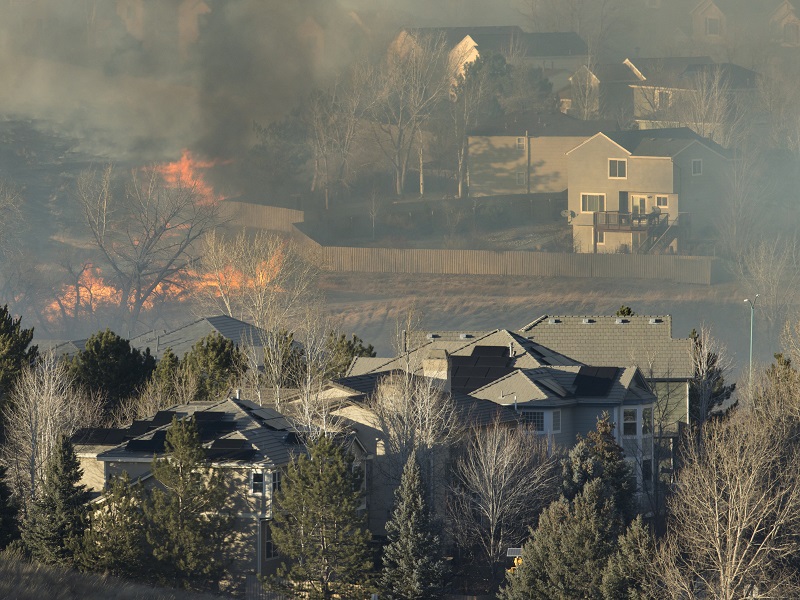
[223,202,718,285]
[318,246,716,285]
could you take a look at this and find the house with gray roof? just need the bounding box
[566,127,732,254]
[335,328,657,516]
[72,397,366,588]
[519,314,693,433]
[129,315,269,360]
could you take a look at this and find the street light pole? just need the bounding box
[744,294,759,385]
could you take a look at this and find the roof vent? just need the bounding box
[426,333,439,339]
[459,333,472,339]
[649,318,663,324]
[615,318,629,324]
[548,318,561,324]
[583,318,595,324]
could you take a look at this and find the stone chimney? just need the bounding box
[422,349,451,393]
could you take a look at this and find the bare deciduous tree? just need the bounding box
[1,352,101,504]
[654,412,800,599]
[368,31,456,196]
[449,418,559,575]
[76,165,218,330]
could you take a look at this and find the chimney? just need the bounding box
[422,349,451,393]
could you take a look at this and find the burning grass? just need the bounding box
[0,553,228,600]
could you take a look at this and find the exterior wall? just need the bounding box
[77,454,106,492]
[692,1,726,44]
[672,143,730,241]
[467,135,586,197]
[105,460,151,482]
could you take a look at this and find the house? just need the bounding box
[333,328,657,525]
[129,315,270,360]
[562,60,644,121]
[689,0,799,52]
[72,397,366,588]
[565,127,732,253]
[390,26,588,78]
[466,111,617,198]
[518,315,694,432]
[770,1,800,46]
[627,58,759,131]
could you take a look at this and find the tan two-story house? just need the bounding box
[566,127,731,253]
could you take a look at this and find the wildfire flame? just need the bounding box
[153,149,227,204]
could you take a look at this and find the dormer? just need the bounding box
[690,0,726,43]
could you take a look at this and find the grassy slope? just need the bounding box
[0,557,228,600]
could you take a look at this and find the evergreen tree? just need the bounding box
[600,516,653,600]
[325,331,376,379]
[0,305,37,421]
[561,412,636,523]
[615,306,635,317]
[79,473,146,580]
[499,480,624,600]
[688,327,736,424]
[380,450,447,600]
[0,465,19,550]
[143,417,232,590]
[270,436,372,600]
[181,332,245,401]
[151,347,180,396]
[21,435,90,566]
[68,329,155,413]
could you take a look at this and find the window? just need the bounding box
[581,193,605,212]
[657,89,671,109]
[263,521,278,559]
[705,17,720,36]
[623,409,637,436]
[271,471,281,494]
[642,407,653,435]
[630,196,647,215]
[251,471,264,495]
[692,159,703,176]
[608,159,627,179]
[516,136,526,150]
[523,411,544,432]
[656,195,668,208]
[552,409,561,433]
[516,172,526,185]
[596,230,605,245]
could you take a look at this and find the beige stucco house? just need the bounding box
[566,127,731,253]
[467,112,616,198]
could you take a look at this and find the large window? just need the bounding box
[272,471,281,494]
[523,411,545,432]
[623,409,637,436]
[608,159,627,178]
[251,471,264,495]
[263,521,278,559]
[581,193,605,212]
[705,17,720,36]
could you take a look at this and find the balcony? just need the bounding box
[594,211,669,232]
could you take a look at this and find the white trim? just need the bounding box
[608,158,628,179]
[566,132,632,156]
[691,158,703,175]
[581,192,606,213]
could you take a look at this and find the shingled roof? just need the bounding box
[520,315,693,380]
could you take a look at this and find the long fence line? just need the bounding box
[224,201,717,285]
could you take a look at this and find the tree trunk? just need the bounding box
[419,141,425,197]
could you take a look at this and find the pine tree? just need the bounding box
[270,436,372,600]
[68,328,155,414]
[152,347,180,395]
[79,473,146,580]
[0,305,37,421]
[325,331,376,379]
[181,333,246,401]
[499,480,624,600]
[561,412,636,523]
[0,465,19,550]
[143,416,232,590]
[21,434,90,566]
[600,516,653,600]
[380,450,447,599]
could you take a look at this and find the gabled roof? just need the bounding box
[598,128,730,158]
[468,111,618,137]
[77,398,306,468]
[405,26,587,57]
[679,62,759,89]
[129,315,268,359]
[520,315,693,380]
[627,56,714,86]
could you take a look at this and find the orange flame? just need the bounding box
[153,150,227,204]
